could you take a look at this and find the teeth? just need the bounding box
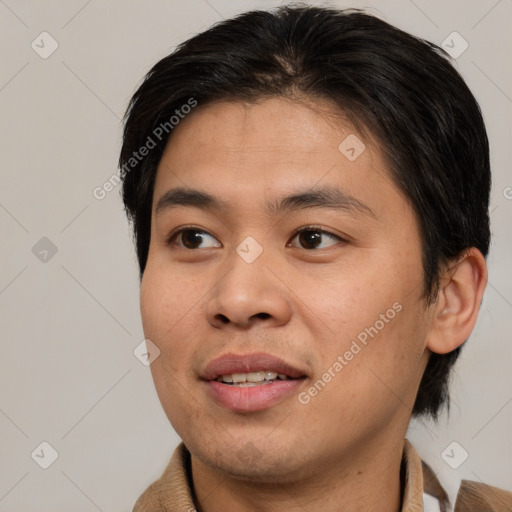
[217,370,289,384]
[247,371,266,382]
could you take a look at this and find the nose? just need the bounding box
[205,251,292,329]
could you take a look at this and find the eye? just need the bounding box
[168,227,221,249]
[288,227,343,250]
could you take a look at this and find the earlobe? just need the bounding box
[426,248,488,355]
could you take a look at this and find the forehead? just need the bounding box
[157,97,369,167]
[152,97,403,218]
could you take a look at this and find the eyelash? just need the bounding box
[166,225,345,249]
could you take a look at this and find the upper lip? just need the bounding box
[201,352,307,381]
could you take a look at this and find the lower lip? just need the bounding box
[205,379,305,412]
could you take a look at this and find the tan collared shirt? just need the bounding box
[133,440,512,511]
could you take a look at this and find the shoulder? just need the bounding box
[454,479,512,512]
[132,479,168,512]
[416,443,512,512]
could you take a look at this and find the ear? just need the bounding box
[426,248,488,355]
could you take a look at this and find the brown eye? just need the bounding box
[170,229,221,249]
[289,228,341,249]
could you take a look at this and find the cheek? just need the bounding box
[141,262,200,338]
[140,263,206,383]
[292,264,398,344]
[140,265,204,423]
[297,263,427,415]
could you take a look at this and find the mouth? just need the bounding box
[201,351,307,380]
[201,352,308,412]
[214,370,294,386]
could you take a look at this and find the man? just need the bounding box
[119,5,512,511]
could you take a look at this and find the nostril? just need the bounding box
[213,312,271,325]
[217,314,229,324]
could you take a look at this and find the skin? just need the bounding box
[140,97,487,512]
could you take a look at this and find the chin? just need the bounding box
[186,432,314,483]
[205,452,305,483]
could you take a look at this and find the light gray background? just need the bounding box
[0,0,511,510]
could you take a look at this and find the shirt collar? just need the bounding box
[402,439,428,511]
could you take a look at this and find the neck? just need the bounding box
[190,435,404,512]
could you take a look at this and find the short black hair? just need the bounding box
[119,4,491,418]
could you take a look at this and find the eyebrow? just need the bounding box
[155,186,375,218]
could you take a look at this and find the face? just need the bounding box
[141,97,432,483]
